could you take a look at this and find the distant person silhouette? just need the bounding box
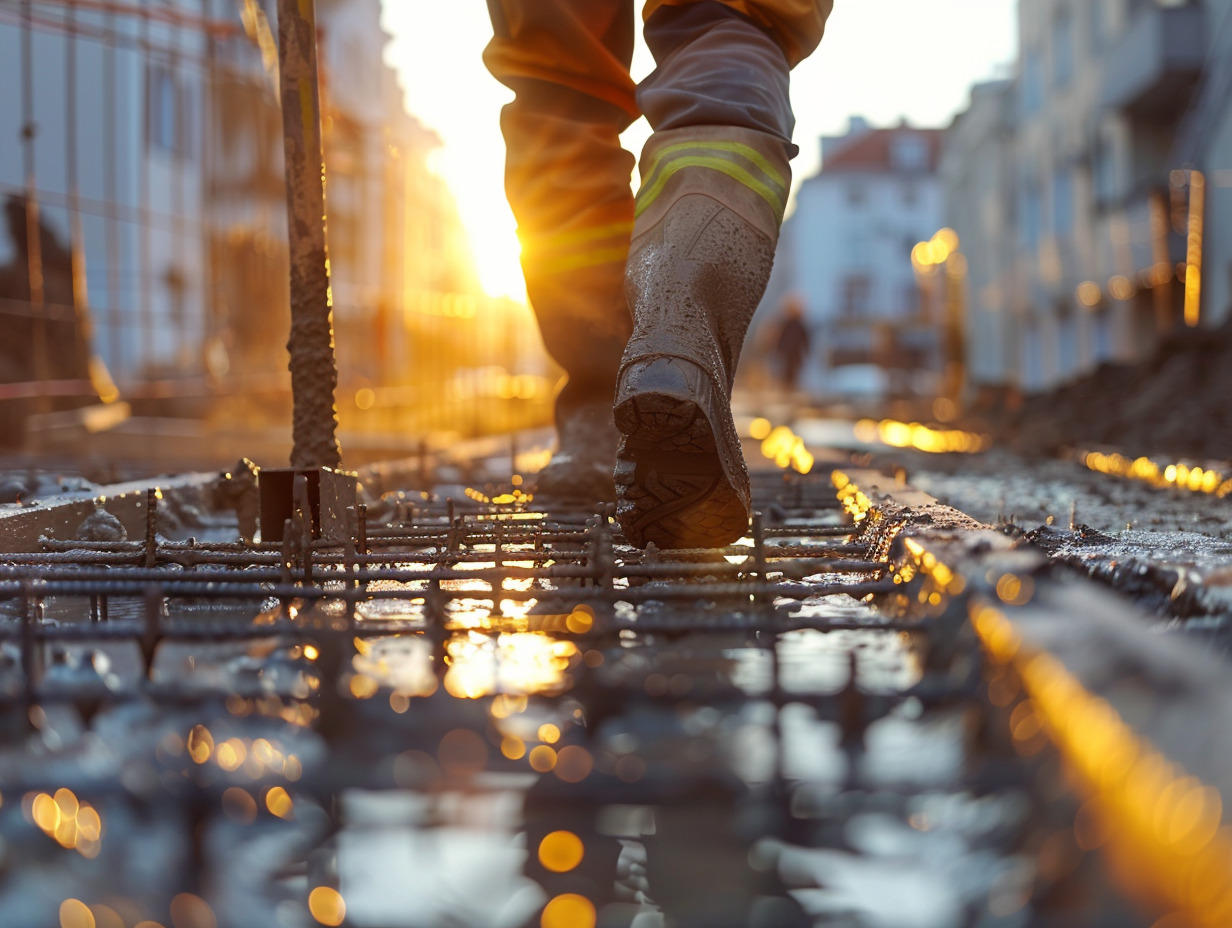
[770,294,811,391]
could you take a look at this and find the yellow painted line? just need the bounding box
[831,468,1232,923]
[973,599,1232,927]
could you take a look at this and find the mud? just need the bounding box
[971,318,1232,462]
[874,447,1232,655]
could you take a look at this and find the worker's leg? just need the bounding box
[484,1,637,499]
[643,0,832,69]
[613,0,831,548]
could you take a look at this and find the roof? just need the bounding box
[821,126,944,175]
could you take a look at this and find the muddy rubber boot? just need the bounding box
[533,394,620,503]
[523,253,628,505]
[614,125,788,549]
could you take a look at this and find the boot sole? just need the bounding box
[613,390,749,549]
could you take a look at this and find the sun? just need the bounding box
[420,118,528,302]
[464,205,527,302]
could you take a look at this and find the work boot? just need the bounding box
[522,253,628,505]
[614,126,789,548]
[532,392,620,503]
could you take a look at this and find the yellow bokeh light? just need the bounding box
[216,738,247,771]
[748,417,771,440]
[187,725,214,764]
[565,606,594,634]
[308,887,346,927]
[1076,280,1101,307]
[349,674,380,699]
[538,724,561,744]
[995,573,1033,606]
[54,788,78,820]
[59,899,95,928]
[169,895,215,928]
[934,226,959,255]
[33,793,61,832]
[1109,275,1135,300]
[529,745,557,772]
[31,789,104,856]
[541,894,596,928]
[539,831,585,873]
[266,786,294,819]
[77,806,101,842]
[1084,451,1232,498]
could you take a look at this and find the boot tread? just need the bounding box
[614,391,748,549]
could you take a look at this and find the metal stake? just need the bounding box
[276,0,342,468]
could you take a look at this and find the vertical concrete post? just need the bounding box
[276,0,342,468]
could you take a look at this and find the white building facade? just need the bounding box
[760,119,945,397]
[945,0,1230,393]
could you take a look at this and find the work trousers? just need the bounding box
[484,0,832,412]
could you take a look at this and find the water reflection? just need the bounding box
[27,788,103,858]
[0,494,1127,928]
[443,632,580,700]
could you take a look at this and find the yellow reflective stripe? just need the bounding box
[522,220,634,255]
[534,245,629,275]
[641,140,787,195]
[635,155,786,221]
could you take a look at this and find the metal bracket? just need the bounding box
[258,466,358,543]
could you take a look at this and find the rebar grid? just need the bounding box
[0,471,902,704]
[0,463,1120,928]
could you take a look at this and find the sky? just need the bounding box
[381,1,1019,300]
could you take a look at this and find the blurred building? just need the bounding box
[0,0,534,443]
[1177,0,1232,331]
[945,0,1232,393]
[758,117,944,397]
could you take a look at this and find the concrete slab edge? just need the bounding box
[832,466,1232,927]
[0,473,221,555]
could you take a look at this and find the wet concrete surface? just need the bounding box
[848,445,1232,657]
[0,454,1155,928]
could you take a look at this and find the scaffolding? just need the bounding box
[0,0,551,452]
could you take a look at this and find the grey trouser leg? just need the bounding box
[638,1,797,156]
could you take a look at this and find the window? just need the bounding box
[1052,6,1074,88]
[891,136,929,173]
[1019,176,1041,247]
[901,283,920,316]
[1093,134,1117,206]
[1020,50,1043,115]
[1088,0,1106,52]
[1094,309,1111,360]
[840,275,872,316]
[148,64,190,157]
[1052,169,1074,237]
